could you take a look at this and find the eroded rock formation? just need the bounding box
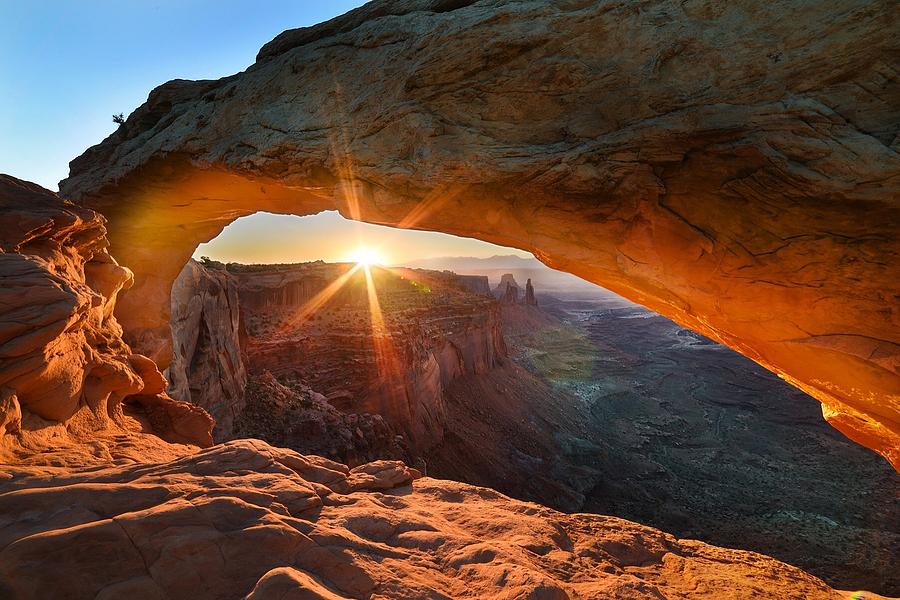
[525,278,537,306]
[0,438,848,599]
[494,273,521,300]
[0,175,213,455]
[168,259,247,440]
[57,0,900,466]
[0,175,881,598]
[501,281,520,305]
[235,262,506,449]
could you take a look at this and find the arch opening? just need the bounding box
[161,210,897,592]
[75,159,899,471]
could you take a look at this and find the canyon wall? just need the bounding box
[234,264,506,450]
[168,259,247,440]
[0,175,213,455]
[58,0,900,467]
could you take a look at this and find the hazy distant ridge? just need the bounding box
[397,254,542,271]
[396,255,613,298]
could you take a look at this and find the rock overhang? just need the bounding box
[57,0,899,467]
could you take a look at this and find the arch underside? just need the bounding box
[60,0,900,466]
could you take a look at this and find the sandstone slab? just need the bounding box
[0,439,847,599]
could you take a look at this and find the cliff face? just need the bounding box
[59,0,900,467]
[168,259,247,440]
[234,263,506,450]
[453,273,491,296]
[0,176,213,455]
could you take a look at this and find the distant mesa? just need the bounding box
[493,273,537,306]
[494,273,520,299]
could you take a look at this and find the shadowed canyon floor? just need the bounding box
[505,293,900,594]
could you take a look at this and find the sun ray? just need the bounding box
[396,182,466,230]
[280,262,362,330]
[362,264,407,417]
[325,76,365,225]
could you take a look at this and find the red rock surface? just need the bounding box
[168,259,248,440]
[0,175,876,597]
[0,438,848,600]
[58,0,900,466]
[0,175,214,455]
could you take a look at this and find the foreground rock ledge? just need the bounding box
[59,0,900,467]
[0,438,849,599]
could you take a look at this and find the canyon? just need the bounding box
[3,178,866,598]
[169,259,506,452]
[161,253,898,593]
[503,292,899,593]
[57,0,900,467]
[235,262,504,451]
[1,0,898,597]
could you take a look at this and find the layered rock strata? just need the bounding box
[234,263,506,450]
[0,175,213,455]
[59,0,900,466]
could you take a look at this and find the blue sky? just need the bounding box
[1,1,531,263]
[1,1,364,190]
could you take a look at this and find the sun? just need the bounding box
[349,246,384,267]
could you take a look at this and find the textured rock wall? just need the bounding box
[60,0,900,466]
[167,259,247,440]
[240,273,330,309]
[0,176,213,454]
[236,265,507,449]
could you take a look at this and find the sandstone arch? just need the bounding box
[59,0,899,466]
